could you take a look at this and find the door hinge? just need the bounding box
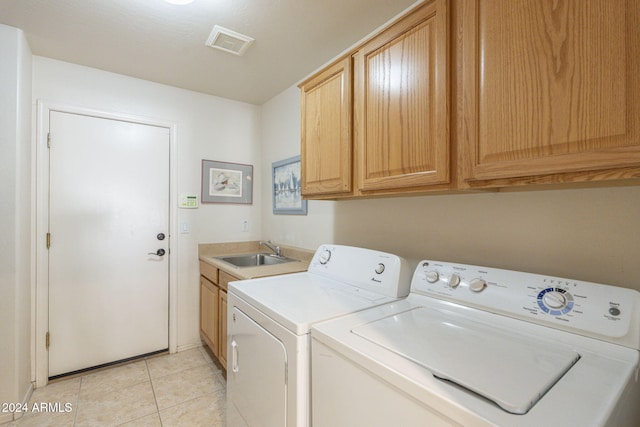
[46,232,51,249]
[45,332,50,350]
[47,132,51,148]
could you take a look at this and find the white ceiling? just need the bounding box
[0,0,419,105]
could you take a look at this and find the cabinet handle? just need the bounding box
[231,339,239,373]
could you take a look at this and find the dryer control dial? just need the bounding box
[318,249,332,264]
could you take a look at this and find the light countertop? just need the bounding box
[198,241,314,280]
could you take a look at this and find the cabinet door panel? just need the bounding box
[219,270,237,292]
[218,290,227,369]
[300,56,352,196]
[199,261,218,284]
[200,276,219,356]
[356,0,449,192]
[462,0,640,182]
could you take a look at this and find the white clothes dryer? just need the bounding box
[226,244,411,427]
[311,260,640,427]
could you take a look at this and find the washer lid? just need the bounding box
[351,307,581,414]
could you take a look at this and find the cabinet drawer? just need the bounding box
[199,261,219,284]
[219,270,238,292]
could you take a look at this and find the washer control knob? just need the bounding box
[425,271,439,283]
[469,278,487,292]
[448,274,461,288]
[543,291,567,309]
[375,263,385,274]
[318,249,332,265]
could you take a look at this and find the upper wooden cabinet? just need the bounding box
[301,0,640,197]
[460,0,640,186]
[299,0,450,198]
[355,0,449,193]
[300,56,352,197]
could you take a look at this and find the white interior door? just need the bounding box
[48,110,170,377]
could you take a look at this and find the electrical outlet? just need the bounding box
[242,219,249,232]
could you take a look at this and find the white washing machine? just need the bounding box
[226,244,411,427]
[311,260,640,426]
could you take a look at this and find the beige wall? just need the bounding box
[260,86,336,249]
[333,186,640,289]
[261,84,640,291]
[33,56,262,351]
[0,24,32,422]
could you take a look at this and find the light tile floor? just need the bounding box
[9,347,226,427]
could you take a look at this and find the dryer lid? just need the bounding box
[352,307,581,414]
[230,272,394,335]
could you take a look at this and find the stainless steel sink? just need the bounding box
[216,253,296,268]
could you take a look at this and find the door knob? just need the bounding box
[148,249,166,256]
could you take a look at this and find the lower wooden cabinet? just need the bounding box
[199,262,237,370]
[218,290,228,368]
[199,275,219,356]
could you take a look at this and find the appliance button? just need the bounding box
[609,307,621,316]
[375,263,385,274]
[469,278,487,292]
[449,274,461,288]
[425,271,439,283]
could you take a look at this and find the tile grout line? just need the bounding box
[145,358,164,426]
[16,349,221,426]
[72,376,82,427]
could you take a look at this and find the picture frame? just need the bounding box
[201,159,253,204]
[272,155,307,215]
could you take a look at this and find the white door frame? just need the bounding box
[34,100,178,387]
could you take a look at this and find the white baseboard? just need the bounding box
[0,412,13,425]
[176,341,203,353]
[0,382,33,425]
[22,381,34,405]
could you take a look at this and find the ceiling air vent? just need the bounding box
[206,25,254,56]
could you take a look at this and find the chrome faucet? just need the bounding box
[259,240,281,257]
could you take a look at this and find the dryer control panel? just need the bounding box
[412,260,640,348]
[308,245,412,298]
